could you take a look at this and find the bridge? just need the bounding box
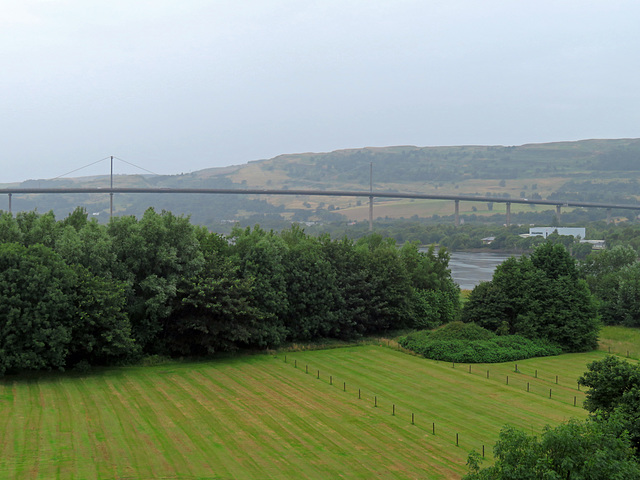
[2,186,640,229]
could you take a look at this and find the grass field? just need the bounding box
[2,339,624,480]
[598,326,640,360]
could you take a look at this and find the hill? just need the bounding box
[2,138,640,230]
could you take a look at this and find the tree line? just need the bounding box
[0,208,460,375]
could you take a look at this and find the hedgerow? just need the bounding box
[399,322,561,363]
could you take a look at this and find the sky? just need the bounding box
[2,0,639,183]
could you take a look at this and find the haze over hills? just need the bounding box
[2,138,640,231]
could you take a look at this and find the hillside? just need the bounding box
[2,138,640,230]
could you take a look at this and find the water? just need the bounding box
[447,251,514,290]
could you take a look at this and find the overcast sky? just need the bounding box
[2,0,639,183]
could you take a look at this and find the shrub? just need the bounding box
[399,326,561,363]
[428,321,495,341]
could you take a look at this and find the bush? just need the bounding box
[428,321,496,341]
[399,325,561,363]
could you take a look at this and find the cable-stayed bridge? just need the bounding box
[2,186,639,228]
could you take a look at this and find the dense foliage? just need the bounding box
[579,246,640,326]
[461,243,600,352]
[399,323,561,363]
[466,355,640,479]
[0,208,460,374]
[464,419,640,480]
[578,356,640,453]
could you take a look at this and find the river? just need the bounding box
[446,251,515,290]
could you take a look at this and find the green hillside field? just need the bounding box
[0,337,632,479]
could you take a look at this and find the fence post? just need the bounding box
[412,413,414,425]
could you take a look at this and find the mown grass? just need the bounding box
[0,328,637,480]
[598,325,640,360]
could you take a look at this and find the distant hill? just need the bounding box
[3,138,640,230]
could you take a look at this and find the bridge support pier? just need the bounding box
[506,202,511,227]
[8,193,11,215]
[369,195,373,231]
[556,205,562,225]
[606,208,612,224]
[454,200,460,226]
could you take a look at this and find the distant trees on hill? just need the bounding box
[0,208,459,375]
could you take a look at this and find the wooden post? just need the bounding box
[392,404,395,416]
[456,433,459,446]
[375,396,377,407]
[432,423,435,435]
[412,413,414,425]
[506,376,509,385]
[527,382,530,392]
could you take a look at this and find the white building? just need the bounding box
[528,227,586,239]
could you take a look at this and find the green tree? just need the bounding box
[616,263,640,327]
[463,243,599,352]
[0,212,22,244]
[280,226,340,340]
[68,265,137,365]
[461,281,512,332]
[108,209,204,351]
[356,234,412,332]
[579,246,638,325]
[170,229,265,354]
[464,419,640,479]
[15,210,60,248]
[578,356,640,452]
[0,243,75,374]
[228,225,289,347]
